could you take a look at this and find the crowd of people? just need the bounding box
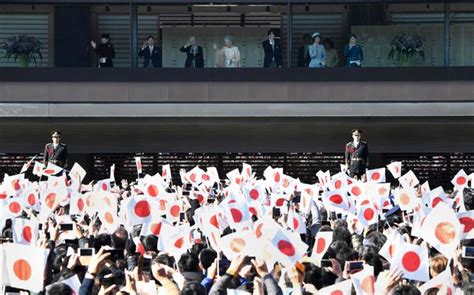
[90,29,363,68]
[1,140,474,294]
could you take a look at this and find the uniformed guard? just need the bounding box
[43,130,68,169]
[344,129,369,180]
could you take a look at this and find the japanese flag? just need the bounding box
[41,162,63,177]
[227,168,243,185]
[428,186,447,209]
[32,161,43,176]
[12,218,38,245]
[4,173,24,198]
[418,268,455,295]
[452,169,469,188]
[311,231,333,263]
[39,185,67,218]
[268,228,307,269]
[243,180,266,202]
[318,279,352,295]
[316,170,331,189]
[69,191,86,215]
[348,181,365,198]
[264,167,283,187]
[166,199,181,222]
[357,204,378,227]
[126,195,152,226]
[287,208,306,234]
[141,217,170,237]
[99,208,120,233]
[22,186,40,210]
[420,181,430,195]
[135,157,143,174]
[220,230,252,261]
[398,170,419,189]
[457,210,474,240]
[225,200,251,229]
[162,164,172,182]
[366,168,386,183]
[386,161,402,179]
[5,198,24,218]
[160,224,191,260]
[4,243,49,293]
[142,175,166,198]
[96,178,112,192]
[331,173,347,191]
[393,187,417,211]
[390,242,429,282]
[186,166,207,184]
[69,162,87,183]
[351,264,375,295]
[322,190,350,213]
[20,156,37,174]
[419,202,461,260]
[271,193,289,208]
[241,163,253,181]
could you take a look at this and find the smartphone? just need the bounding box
[104,249,125,260]
[64,239,79,247]
[321,259,332,267]
[348,261,364,272]
[462,246,474,259]
[38,223,43,230]
[293,191,301,203]
[208,197,216,204]
[142,255,152,273]
[79,248,95,256]
[272,207,281,219]
[185,183,193,191]
[60,223,73,231]
[183,191,190,196]
[179,212,186,222]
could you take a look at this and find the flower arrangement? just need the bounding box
[1,35,43,67]
[388,33,425,66]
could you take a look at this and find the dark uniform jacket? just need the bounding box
[262,39,282,67]
[94,43,115,67]
[139,45,162,68]
[43,143,68,169]
[179,45,204,68]
[344,141,369,176]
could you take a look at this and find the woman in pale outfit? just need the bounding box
[213,36,241,68]
[308,32,326,68]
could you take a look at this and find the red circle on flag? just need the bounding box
[459,217,474,233]
[22,226,32,242]
[45,193,56,208]
[457,177,467,186]
[329,194,343,204]
[77,198,85,211]
[315,238,326,254]
[134,200,151,218]
[9,202,21,214]
[210,215,219,229]
[378,187,388,196]
[13,259,31,281]
[197,194,204,204]
[249,189,260,200]
[12,179,21,191]
[159,199,167,211]
[277,239,295,257]
[363,208,375,221]
[162,169,167,177]
[361,200,370,206]
[389,244,395,257]
[383,200,390,207]
[202,174,210,181]
[44,169,55,175]
[274,172,281,183]
[101,183,108,191]
[249,207,258,216]
[190,173,197,183]
[432,197,443,208]
[170,205,180,217]
[255,223,264,238]
[276,198,285,207]
[104,212,114,224]
[230,238,246,253]
[147,185,159,197]
[435,222,456,244]
[230,208,243,223]
[402,251,421,272]
[351,186,361,196]
[335,180,342,189]
[400,193,410,206]
[371,172,380,181]
[235,177,242,185]
[150,222,162,235]
[361,275,375,293]
[27,193,36,206]
[174,237,184,249]
[330,291,343,295]
[293,218,299,230]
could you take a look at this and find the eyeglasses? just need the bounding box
[353,134,361,137]
[52,136,60,138]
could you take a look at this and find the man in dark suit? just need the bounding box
[138,36,162,68]
[344,129,369,180]
[43,131,68,169]
[179,36,204,68]
[262,29,282,68]
[90,34,115,68]
[297,34,312,67]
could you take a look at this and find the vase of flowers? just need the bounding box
[388,33,425,66]
[1,35,43,67]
